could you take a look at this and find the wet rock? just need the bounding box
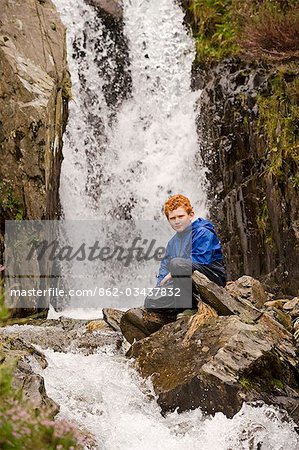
[195,60,299,296]
[102,308,125,332]
[0,335,59,416]
[128,313,299,424]
[225,276,268,308]
[86,319,111,332]
[0,318,122,354]
[193,271,262,323]
[85,0,122,18]
[119,308,176,344]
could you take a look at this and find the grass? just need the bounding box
[183,0,299,64]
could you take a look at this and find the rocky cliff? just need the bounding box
[195,61,299,296]
[181,0,299,296]
[0,0,70,253]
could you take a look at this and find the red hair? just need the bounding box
[164,194,193,218]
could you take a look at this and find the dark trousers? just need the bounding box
[144,258,226,312]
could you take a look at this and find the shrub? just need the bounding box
[183,0,299,63]
[241,4,299,62]
[0,362,84,449]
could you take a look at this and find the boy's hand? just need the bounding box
[160,272,172,286]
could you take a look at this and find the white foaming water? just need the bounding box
[54,0,206,220]
[52,0,207,309]
[40,347,298,450]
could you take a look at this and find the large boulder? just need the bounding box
[193,271,262,323]
[122,275,299,423]
[0,0,71,317]
[128,312,299,424]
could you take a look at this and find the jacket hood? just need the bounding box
[192,218,215,232]
[176,217,215,236]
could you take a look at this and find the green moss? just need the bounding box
[257,70,299,182]
[256,197,274,248]
[0,181,23,220]
[185,0,241,63]
[273,378,284,390]
[239,376,251,389]
[239,351,294,396]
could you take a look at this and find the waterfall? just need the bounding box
[54,0,207,220]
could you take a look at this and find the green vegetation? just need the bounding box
[256,197,274,247]
[0,288,83,449]
[0,283,10,325]
[257,68,299,181]
[239,376,251,389]
[183,0,299,64]
[185,0,240,62]
[0,181,23,220]
[0,365,83,449]
[273,378,284,390]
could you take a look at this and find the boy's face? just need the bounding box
[167,207,194,232]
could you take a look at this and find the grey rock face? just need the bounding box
[195,60,299,296]
[0,0,71,318]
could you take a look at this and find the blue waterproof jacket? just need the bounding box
[157,218,224,286]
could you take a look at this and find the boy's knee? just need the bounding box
[169,257,191,276]
[169,257,184,275]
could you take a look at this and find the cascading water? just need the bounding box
[42,0,299,448]
[51,0,208,311]
[55,0,207,220]
[38,346,298,450]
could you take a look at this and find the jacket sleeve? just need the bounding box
[156,240,172,286]
[192,228,215,264]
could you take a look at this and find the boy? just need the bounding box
[144,194,226,311]
[119,194,226,342]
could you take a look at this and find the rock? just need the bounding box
[0,0,71,317]
[0,335,59,416]
[283,298,299,318]
[86,319,111,332]
[128,313,299,424]
[225,276,268,308]
[193,271,262,323]
[120,308,176,344]
[0,318,122,355]
[85,0,122,18]
[194,60,299,296]
[264,300,288,309]
[0,0,70,220]
[102,308,125,332]
[283,297,299,310]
